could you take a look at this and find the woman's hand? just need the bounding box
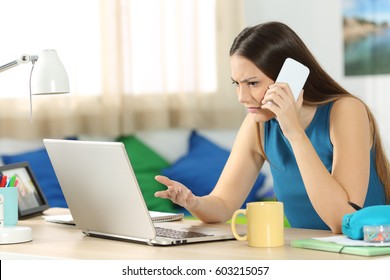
[154,175,200,210]
[261,82,304,139]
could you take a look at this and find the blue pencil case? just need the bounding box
[342,205,390,240]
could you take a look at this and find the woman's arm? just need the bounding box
[263,83,371,233]
[289,98,370,232]
[155,114,265,223]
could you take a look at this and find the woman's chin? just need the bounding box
[250,109,275,123]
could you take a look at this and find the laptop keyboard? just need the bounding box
[155,227,213,239]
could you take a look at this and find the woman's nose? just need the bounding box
[237,87,251,103]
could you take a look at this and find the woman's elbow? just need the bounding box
[328,222,343,234]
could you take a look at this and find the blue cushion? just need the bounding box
[162,130,267,208]
[1,141,75,208]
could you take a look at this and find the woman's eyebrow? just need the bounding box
[231,76,258,83]
[240,76,258,83]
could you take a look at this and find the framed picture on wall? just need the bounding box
[0,162,49,218]
[342,0,390,76]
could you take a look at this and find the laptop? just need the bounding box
[43,139,235,246]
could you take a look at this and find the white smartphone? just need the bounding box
[275,58,310,101]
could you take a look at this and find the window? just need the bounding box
[0,0,243,138]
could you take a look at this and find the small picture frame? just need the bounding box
[0,162,49,218]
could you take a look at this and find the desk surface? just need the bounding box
[1,208,387,260]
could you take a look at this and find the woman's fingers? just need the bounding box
[154,175,172,186]
[154,175,195,207]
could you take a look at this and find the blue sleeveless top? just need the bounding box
[264,102,386,230]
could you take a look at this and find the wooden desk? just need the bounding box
[0,208,386,260]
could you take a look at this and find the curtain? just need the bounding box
[0,0,245,140]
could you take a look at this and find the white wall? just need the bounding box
[243,0,390,152]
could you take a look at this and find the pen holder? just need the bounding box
[0,187,19,226]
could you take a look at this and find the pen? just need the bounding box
[348,201,362,211]
[9,175,17,187]
[0,175,7,188]
[5,177,10,188]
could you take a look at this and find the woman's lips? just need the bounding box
[247,106,261,113]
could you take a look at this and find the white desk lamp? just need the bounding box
[0,49,69,94]
[0,49,69,244]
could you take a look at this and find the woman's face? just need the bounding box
[230,54,275,122]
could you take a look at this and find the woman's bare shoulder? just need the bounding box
[330,97,369,124]
[332,96,367,113]
[330,96,371,144]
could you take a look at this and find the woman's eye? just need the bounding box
[248,81,258,87]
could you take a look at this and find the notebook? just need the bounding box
[291,238,390,257]
[43,211,184,225]
[43,139,235,246]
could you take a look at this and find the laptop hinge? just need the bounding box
[83,229,155,245]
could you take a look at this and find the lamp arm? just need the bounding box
[0,54,38,74]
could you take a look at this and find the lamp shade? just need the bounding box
[31,49,70,95]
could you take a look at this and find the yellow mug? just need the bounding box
[231,201,284,247]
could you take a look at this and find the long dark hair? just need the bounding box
[230,21,390,203]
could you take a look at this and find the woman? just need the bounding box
[154,21,389,233]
